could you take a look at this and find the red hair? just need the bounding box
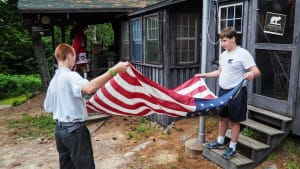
[55,43,75,61]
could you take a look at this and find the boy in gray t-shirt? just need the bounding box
[195,27,261,159]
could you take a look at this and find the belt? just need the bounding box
[56,120,85,133]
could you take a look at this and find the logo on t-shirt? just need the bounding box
[227,59,233,64]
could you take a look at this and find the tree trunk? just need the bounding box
[31,27,51,90]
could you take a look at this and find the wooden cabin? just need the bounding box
[18,0,300,168]
[120,0,300,168]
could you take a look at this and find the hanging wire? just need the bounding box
[207,0,220,45]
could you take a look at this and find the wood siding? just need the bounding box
[131,64,200,126]
[169,66,200,88]
[132,64,164,85]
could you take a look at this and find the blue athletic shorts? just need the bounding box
[218,86,247,122]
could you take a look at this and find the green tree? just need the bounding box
[0,0,115,85]
[0,0,36,74]
[88,23,114,51]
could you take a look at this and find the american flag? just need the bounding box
[86,64,243,117]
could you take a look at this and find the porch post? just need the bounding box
[31,26,52,90]
[198,0,209,144]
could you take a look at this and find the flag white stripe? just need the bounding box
[105,78,195,114]
[87,65,215,116]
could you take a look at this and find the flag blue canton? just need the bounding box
[193,80,244,116]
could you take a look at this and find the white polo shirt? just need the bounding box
[44,67,89,122]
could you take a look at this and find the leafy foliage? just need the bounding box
[0,0,37,74]
[0,0,115,76]
[89,23,114,51]
[0,74,41,99]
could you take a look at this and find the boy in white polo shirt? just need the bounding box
[44,43,128,168]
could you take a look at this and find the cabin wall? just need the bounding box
[123,1,204,126]
[127,1,204,88]
[291,0,300,136]
[169,66,199,88]
[131,63,164,84]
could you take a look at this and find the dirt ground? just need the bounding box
[0,92,293,169]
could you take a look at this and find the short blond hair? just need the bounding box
[54,43,75,61]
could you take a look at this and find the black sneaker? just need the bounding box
[205,140,225,149]
[222,147,236,160]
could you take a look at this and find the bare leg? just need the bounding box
[219,117,229,137]
[230,122,240,143]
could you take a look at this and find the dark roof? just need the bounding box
[18,0,162,13]
[128,0,187,16]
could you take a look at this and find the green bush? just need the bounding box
[0,74,41,99]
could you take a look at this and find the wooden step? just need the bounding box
[88,118,109,134]
[87,114,110,122]
[247,105,293,122]
[203,147,254,169]
[225,130,269,150]
[241,119,284,136]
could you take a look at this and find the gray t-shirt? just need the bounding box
[219,46,256,89]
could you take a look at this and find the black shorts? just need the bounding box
[218,86,247,122]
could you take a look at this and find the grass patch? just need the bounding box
[267,151,277,160]
[285,138,296,155]
[128,117,158,141]
[205,116,218,133]
[241,127,260,139]
[286,160,300,169]
[7,113,55,140]
[0,95,28,106]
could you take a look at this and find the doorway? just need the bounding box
[248,0,298,117]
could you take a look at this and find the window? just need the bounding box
[218,3,243,54]
[121,21,129,60]
[145,15,159,64]
[175,14,198,65]
[131,19,142,62]
[219,3,243,33]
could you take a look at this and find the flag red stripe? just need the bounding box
[92,92,152,116]
[123,67,196,105]
[92,87,182,117]
[87,64,217,117]
[172,77,200,91]
[113,74,195,111]
[102,78,190,116]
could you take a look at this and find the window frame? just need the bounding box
[218,3,244,55]
[130,18,143,63]
[121,21,129,60]
[218,2,243,34]
[144,14,160,64]
[174,13,199,65]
